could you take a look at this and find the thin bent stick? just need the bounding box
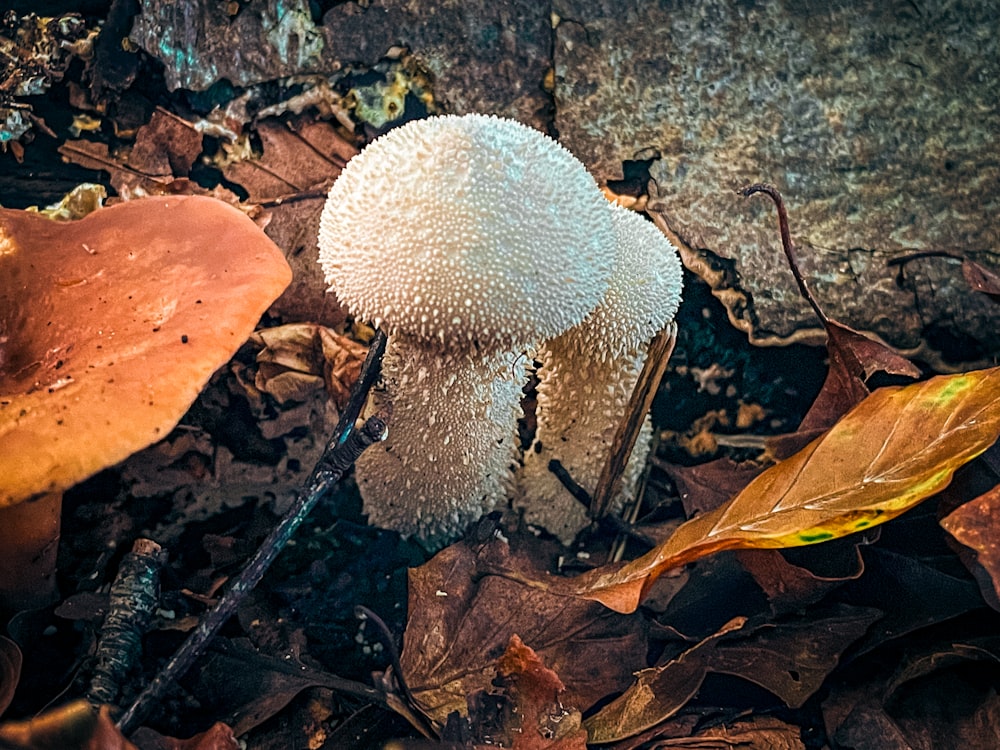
[739,183,828,324]
[117,329,389,734]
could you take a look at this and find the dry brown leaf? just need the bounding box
[962,258,1000,299]
[661,458,766,518]
[824,638,1000,750]
[221,117,356,203]
[128,108,203,178]
[489,635,588,750]
[585,604,878,743]
[129,721,239,750]
[767,321,920,460]
[399,521,648,729]
[253,322,366,407]
[584,618,746,744]
[644,715,806,749]
[736,541,865,615]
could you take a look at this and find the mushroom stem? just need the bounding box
[355,334,527,547]
[0,491,61,613]
[521,339,654,542]
[516,204,683,544]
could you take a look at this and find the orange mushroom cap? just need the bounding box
[0,195,292,507]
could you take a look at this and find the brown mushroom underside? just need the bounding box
[0,195,292,506]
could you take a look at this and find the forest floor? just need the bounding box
[2,4,1000,750]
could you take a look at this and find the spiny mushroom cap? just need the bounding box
[564,203,683,359]
[0,196,292,507]
[318,114,615,349]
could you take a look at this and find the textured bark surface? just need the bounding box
[551,0,999,364]
[83,1,1000,365]
[321,0,553,128]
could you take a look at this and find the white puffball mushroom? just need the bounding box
[517,203,684,543]
[319,113,614,350]
[317,114,615,546]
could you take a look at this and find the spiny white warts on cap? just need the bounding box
[318,113,614,350]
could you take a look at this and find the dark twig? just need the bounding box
[548,459,593,509]
[740,183,828,324]
[117,330,389,734]
[885,249,965,266]
[549,462,657,548]
[87,539,165,706]
[354,605,436,738]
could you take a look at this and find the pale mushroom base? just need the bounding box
[355,335,527,548]
[516,340,651,544]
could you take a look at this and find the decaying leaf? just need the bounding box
[398,520,648,729]
[585,617,745,744]
[220,116,356,203]
[184,640,383,737]
[658,715,807,749]
[962,258,1000,299]
[767,322,921,461]
[661,457,766,518]
[941,483,1000,610]
[129,721,240,750]
[736,540,866,615]
[823,637,1000,750]
[585,604,878,743]
[252,322,367,407]
[517,367,1000,614]
[127,108,203,179]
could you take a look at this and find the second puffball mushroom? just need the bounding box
[317,114,615,546]
[516,204,683,543]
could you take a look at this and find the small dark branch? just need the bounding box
[548,459,593,510]
[740,183,827,324]
[332,328,388,449]
[117,330,389,735]
[593,512,658,549]
[544,461,656,545]
[259,188,330,208]
[87,539,165,707]
[354,606,436,739]
[886,250,965,267]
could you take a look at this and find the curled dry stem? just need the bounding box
[740,183,828,325]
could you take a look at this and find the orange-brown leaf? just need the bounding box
[530,368,1000,613]
[940,483,1000,608]
[494,635,588,750]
